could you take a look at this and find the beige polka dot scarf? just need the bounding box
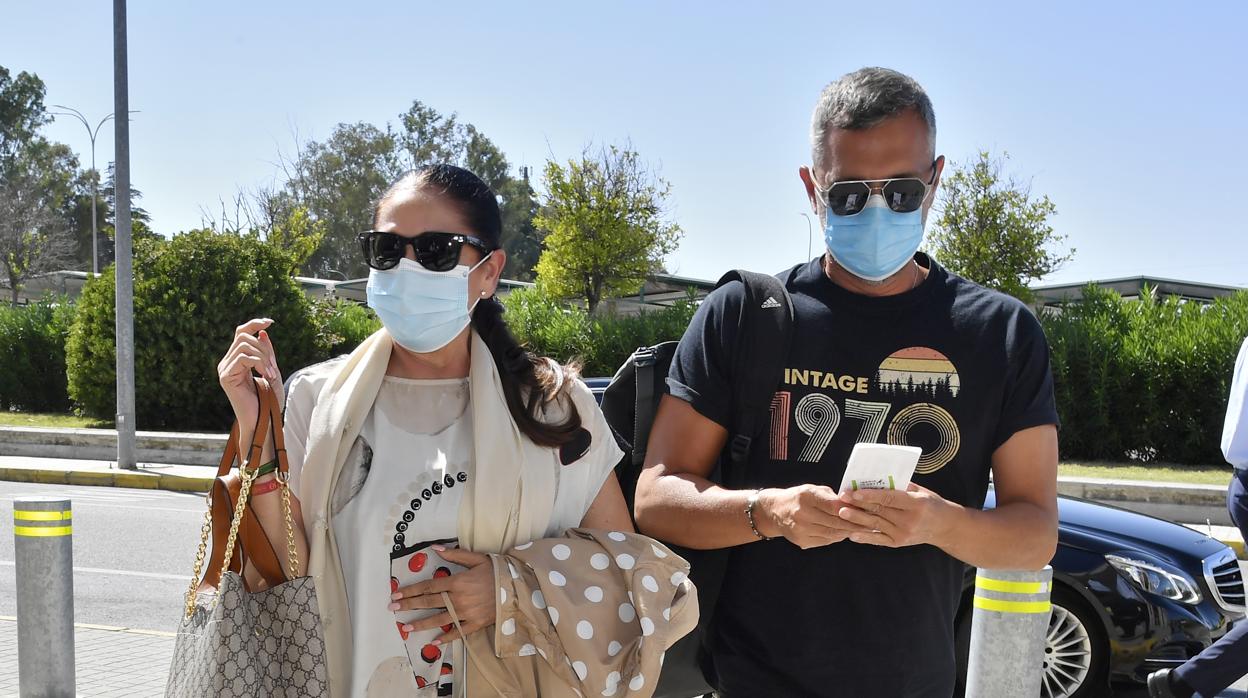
[460,528,698,697]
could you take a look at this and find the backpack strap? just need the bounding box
[714,270,795,486]
[631,345,659,467]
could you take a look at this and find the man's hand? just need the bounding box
[835,482,961,548]
[758,484,868,549]
[390,547,496,645]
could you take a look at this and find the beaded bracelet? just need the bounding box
[746,489,772,541]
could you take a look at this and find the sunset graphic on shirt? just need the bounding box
[876,347,961,399]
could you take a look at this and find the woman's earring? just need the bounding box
[480,290,488,297]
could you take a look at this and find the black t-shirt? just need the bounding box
[667,254,1058,698]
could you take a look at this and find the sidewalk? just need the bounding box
[0,456,213,493]
[0,616,174,697]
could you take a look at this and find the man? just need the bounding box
[634,67,1060,697]
[1149,336,1248,698]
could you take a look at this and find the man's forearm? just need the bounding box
[934,501,1057,570]
[634,470,765,550]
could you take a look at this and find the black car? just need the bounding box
[956,491,1245,698]
[584,378,1247,698]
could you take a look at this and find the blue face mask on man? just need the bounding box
[366,252,493,353]
[822,194,926,282]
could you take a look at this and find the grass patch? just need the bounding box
[1060,461,1234,486]
[0,411,114,429]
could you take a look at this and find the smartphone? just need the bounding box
[838,443,922,495]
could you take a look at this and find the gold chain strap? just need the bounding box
[214,464,259,601]
[279,471,301,577]
[181,379,299,621]
[183,502,214,621]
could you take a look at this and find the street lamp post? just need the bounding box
[50,106,114,276]
[799,212,815,261]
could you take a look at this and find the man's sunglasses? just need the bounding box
[814,162,938,217]
[357,231,494,272]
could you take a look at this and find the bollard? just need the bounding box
[965,566,1053,698]
[14,497,75,698]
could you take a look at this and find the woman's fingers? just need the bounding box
[258,329,282,384]
[234,318,273,336]
[403,611,454,635]
[223,331,276,382]
[434,619,486,645]
[220,353,266,387]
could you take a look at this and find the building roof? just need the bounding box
[1030,275,1245,306]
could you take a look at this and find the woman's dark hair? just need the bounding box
[373,164,583,448]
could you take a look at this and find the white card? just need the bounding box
[838,443,922,495]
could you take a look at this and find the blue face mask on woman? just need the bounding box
[823,194,926,282]
[366,252,494,353]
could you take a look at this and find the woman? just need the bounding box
[216,165,686,697]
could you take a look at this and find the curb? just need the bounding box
[1224,538,1246,560]
[0,467,212,493]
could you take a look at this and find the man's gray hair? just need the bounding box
[810,67,936,170]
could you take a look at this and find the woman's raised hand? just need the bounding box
[217,318,283,431]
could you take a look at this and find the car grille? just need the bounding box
[1204,550,1245,613]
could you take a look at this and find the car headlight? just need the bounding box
[1106,554,1203,605]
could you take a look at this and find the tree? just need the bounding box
[927,150,1072,303]
[265,100,543,280]
[0,165,76,304]
[285,122,401,279]
[0,67,49,171]
[534,145,682,314]
[2,66,95,280]
[256,203,327,274]
[464,125,543,281]
[0,87,80,303]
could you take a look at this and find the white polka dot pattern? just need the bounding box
[485,529,697,697]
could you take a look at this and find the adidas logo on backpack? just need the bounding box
[761,296,782,309]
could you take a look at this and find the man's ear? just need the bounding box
[799,166,820,213]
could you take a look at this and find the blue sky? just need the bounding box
[6,1,1246,286]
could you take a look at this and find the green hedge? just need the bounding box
[501,286,697,377]
[311,297,381,358]
[66,231,324,431]
[1042,286,1248,465]
[0,298,76,412]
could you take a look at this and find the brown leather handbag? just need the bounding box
[166,377,329,697]
[201,377,294,592]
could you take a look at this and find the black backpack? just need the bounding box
[600,269,795,697]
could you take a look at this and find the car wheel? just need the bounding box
[954,585,1109,698]
[1041,587,1108,698]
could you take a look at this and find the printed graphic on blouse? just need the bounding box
[360,469,470,697]
[395,470,468,697]
[768,346,962,475]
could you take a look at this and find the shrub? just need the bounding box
[0,297,76,412]
[311,297,381,359]
[1042,286,1248,465]
[501,286,697,377]
[66,231,322,431]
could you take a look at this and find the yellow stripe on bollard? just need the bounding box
[973,596,1051,614]
[14,526,73,537]
[14,510,72,522]
[975,577,1047,594]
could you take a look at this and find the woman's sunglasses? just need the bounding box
[357,231,494,272]
[814,162,938,217]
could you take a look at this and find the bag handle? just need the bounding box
[183,378,299,620]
